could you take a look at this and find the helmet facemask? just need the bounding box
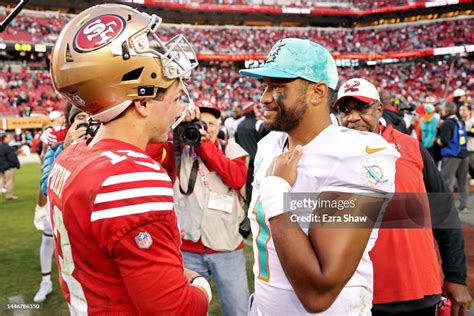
[110,13,198,127]
[112,14,198,81]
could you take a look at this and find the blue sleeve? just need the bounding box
[40,144,64,195]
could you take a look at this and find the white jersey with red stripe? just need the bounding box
[46,139,189,315]
[249,124,399,315]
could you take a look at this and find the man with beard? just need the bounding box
[240,38,399,315]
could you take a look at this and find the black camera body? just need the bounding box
[76,121,99,137]
[178,119,208,146]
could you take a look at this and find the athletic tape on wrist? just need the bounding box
[259,176,291,220]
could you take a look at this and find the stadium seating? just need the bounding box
[0,57,471,116]
[168,19,472,54]
[0,13,471,54]
[120,0,410,10]
[189,60,472,109]
[0,8,471,116]
[0,70,66,116]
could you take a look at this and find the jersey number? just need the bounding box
[253,200,271,282]
[52,205,87,313]
[100,150,148,165]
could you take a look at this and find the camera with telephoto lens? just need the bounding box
[178,119,208,146]
[76,120,100,137]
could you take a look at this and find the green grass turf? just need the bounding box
[0,162,254,315]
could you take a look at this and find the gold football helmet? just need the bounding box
[51,4,198,123]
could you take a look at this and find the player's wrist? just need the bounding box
[260,176,292,220]
[190,276,212,303]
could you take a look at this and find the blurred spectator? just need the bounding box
[224,105,245,139]
[437,102,469,213]
[453,88,468,117]
[40,110,66,149]
[380,89,409,134]
[235,102,268,205]
[459,104,474,183]
[420,103,440,155]
[0,130,20,200]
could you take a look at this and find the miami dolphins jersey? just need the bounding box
[249,124,399,315]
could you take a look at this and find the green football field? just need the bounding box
[0,162,255,315]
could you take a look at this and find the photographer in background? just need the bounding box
[437,101,469,213]
[148,100,250,316]
[33,104,97,303]
[0,130,20,200]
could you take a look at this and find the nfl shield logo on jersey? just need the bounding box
[135,232,153,250]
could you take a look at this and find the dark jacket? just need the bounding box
[420,143,467,285]
[0,143,20,172]
[235,111,269,204]
[383,105,409,134]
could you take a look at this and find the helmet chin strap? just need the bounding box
[172,78,195,130]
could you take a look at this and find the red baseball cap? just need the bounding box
[242,102,257,114]
[196,100,221,118]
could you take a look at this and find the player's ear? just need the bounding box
[375,101,383,118]
[309,82,328,105]
[133,99,148,118]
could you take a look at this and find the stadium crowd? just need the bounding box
[0,12,68,44]
[0,3,472,315]
[190,60,473,110]
[0,58,472,117]
[165,19,473,54]
[0,11,472,54]
[0,70,65,116]
[113,0,410,10]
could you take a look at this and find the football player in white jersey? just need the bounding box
[240,38,400,315]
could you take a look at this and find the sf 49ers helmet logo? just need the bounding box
[344,80,360,93]
[74,15,125,52]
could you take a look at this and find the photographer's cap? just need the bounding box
[240,38,338,89]
[197,100,220,118]
[69,105,83,125]
[333,78,380,109]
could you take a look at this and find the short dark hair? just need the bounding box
[444,101,457,115]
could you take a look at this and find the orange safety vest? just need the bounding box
[370,124,442,304]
